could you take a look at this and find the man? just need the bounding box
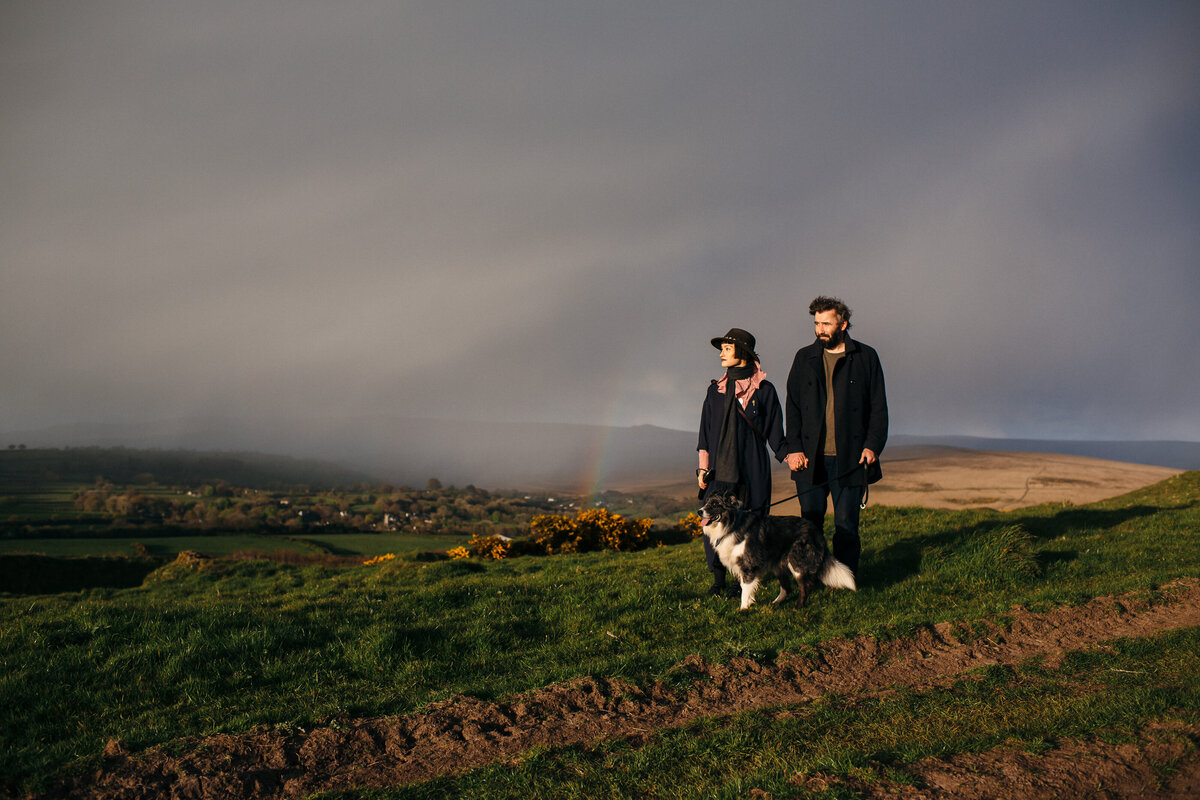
[784,296,888,577]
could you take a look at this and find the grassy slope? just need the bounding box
[1,472,1197,797]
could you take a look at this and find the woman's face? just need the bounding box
[719,342,746,368]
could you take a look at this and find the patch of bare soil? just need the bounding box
[648,448,1182,511]
[853,449,1181,511]
[825,720,1200,799]
[41,579,1200,800]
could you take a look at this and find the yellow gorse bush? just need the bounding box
[677,512,703,538]
[529,514,577,554]
[530,507,650,555]
[363,553,396,566]
[467,534,512,560]
[450,508,663,560]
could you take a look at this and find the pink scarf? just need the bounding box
[715,362,765,404]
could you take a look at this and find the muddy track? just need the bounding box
[42,579,1200,799]
[807,720,1200,799]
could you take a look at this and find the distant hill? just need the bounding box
[3,417,1196,490]
[0,417,695,491]
[0,447,371,490]
[888,435,1200,471]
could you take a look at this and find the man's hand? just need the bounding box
[786,452,809,472]
[859,448,877,466]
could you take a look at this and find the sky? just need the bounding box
[3,1,1199,444]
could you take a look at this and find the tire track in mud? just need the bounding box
[43,578,1200,800]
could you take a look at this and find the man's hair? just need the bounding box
[808,295,852,329]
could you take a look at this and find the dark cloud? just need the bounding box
[2,2,1197,443]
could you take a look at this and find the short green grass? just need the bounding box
[2,472,1198,797]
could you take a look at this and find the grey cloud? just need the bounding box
[2,1,1197,444]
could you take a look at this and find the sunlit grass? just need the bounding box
[1,472,1197,796]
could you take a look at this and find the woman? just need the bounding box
[697,328,790,596]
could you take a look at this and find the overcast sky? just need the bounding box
[3,1,1198,443]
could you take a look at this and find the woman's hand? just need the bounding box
[786,452,808,472]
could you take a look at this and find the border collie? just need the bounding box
[700,493,856,610]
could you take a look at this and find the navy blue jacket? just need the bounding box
[698,378,788,513]
[785,337,888,487]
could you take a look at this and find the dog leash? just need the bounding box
[709,477,868,548]
[769,462,871,510]
[712,398,872,511]
[729,399,872,510]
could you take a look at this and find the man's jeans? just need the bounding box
[796,455,863,574]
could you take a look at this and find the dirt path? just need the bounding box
[43,579,1200,800]
[809,719,1200,799]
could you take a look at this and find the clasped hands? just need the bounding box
[785,449,876,472]
[699,448,877,488]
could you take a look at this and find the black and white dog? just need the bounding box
[699,493,856,610]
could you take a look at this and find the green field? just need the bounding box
[0,531,468,558]
[0,534,314,558]
[295,532,470,556]
[2,472,1198,798]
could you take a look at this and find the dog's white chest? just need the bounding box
[725,540,747,580]
[703,521,748,582]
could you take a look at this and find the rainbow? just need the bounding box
[578,422,619,499]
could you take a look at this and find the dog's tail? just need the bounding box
[819,556,856,591]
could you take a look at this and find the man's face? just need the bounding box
[813,309,847,349]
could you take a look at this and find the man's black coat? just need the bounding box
[785,336,888,488]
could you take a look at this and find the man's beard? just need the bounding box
[818,328,845,350]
